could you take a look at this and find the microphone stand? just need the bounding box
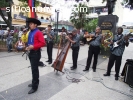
[22,50,29,60]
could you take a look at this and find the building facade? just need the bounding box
[0,0,53,28]
[53,20,74,31]
[86,0,124,26]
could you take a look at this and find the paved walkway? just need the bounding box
[0,44,133,100]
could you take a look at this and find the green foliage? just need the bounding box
[84,19,98,32]
[70,3,89,29]
[18,0,40,7]
[18,0,40,17]
[0,0,10,7]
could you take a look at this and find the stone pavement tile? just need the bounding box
[0,94,5,100]
[0,57,106,100]
[0,74,68,100]
[0,43,132,100]
[48,69,133,100]
[48,78,133,100]
[0,45,89,93]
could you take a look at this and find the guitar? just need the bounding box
[110,32,133,51]
[84,32,96,43]
[86,37,96,42]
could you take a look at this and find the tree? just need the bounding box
[0,0,40,29]
[0,0,13,29]
[18,0,39,17]
[84,18,98,32]
[70,3,89,29]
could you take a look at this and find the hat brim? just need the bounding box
[26,18,41,26]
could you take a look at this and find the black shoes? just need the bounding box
[83,69,89,71]
[70,66,73,68]
[46,60,52,64]
[48,62,52,64]
[103,73,110,76]
[28,89,37,94]
[71,67,77,70]
[93,69,96,72]
[115,77,118,81]
[28,84,32,87]
[104,73,119,80]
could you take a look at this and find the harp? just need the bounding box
[51,34,72,73]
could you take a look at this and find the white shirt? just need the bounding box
[18,31,23,38]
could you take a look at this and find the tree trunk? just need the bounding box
[0,0,12,29]
[0,9,9,26]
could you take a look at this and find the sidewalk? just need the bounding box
[0,44,133,100]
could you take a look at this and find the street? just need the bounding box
[0,43,133,100]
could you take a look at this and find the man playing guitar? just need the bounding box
[83,27,105,72]
[104,27,129,80]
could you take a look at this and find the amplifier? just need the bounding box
[124,63,133,86]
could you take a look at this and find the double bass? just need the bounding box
[51,33,73,72]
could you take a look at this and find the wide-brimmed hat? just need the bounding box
[26,18,41,25]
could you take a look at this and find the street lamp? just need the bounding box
[55,9,59,33]
[55,9,59,43]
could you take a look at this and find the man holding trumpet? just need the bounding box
[45,25,55,64]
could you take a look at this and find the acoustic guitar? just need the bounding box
[84,32,96,43]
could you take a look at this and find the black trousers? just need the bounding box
[72,46,79,68]
[29,50,41,90]
[47,41,53,62]
[106,53,122,77]
[86,45,100,70]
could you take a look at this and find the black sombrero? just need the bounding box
[26,18,41,25]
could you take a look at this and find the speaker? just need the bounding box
[125,63,133,86]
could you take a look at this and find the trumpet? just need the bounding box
[103,32,113,47]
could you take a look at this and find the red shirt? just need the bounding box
[28,29,46,50]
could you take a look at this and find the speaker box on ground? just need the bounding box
[124,63,133,86]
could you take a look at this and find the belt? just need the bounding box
[30,49,40,53]
[90,45,100,48]
[47,40,53,43]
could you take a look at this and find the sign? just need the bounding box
[100,21,113,30]
[14,14,26,20]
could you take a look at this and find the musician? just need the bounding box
[60,27,67,47]
[26,18,46,94]
[104,27,129,80]
[66,29,80,70]
[83,27,105,72]
[45,25,55,64]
